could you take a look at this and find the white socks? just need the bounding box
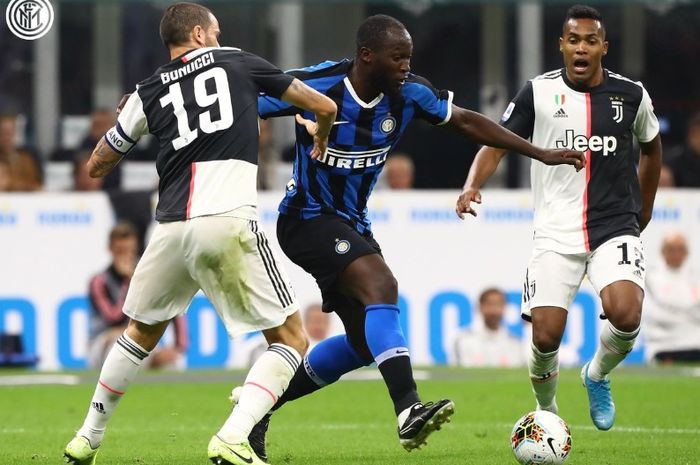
[78,332,150,447]
[588,323,639,381]
[217,343,301,444]
[528,343,559,413]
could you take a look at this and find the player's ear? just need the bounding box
[358,46,373,64]
[192,25,205,47]
[602,40,609,56]
[558,37,563,53]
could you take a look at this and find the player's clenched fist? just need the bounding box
[537,149,586,171]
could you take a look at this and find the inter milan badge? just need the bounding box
[5,0,54,41]
[335,239,351,254]
[380,116,396,134]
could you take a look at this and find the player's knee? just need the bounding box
[532,331,561,354]
[360,272,398,304]
[126,319,167,352]
[286,329,310,356]
[609,308,641,333]
[266,319,310,356]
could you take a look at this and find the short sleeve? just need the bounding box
[244,52,295,99]
[631,86,659,143]
[500,81,535,139]
[259,94,298,119]
[408,75,453,126]
[104,91,148,156]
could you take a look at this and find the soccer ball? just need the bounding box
[510,411,572,465]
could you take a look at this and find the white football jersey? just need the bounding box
[501,69,659,253]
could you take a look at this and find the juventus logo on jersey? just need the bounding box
[611,98,624,123]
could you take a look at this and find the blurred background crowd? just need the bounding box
[2,1,700,195]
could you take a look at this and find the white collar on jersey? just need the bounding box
[343,77,384,109]
[180,46,241,62]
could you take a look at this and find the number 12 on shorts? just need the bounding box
[617,242,644,271]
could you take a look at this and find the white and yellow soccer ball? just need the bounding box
[510,411,572,465]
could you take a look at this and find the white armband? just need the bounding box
[104,123,137,155]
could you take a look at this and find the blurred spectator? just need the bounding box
[0,159,11,192]
[88,222,187,369]
[384,152,415,189]
[644,232,700,363]
[0,114,41,191]
[657,164,675,188]
[667,113,700,188]
[73,150,103,191]
[451,288,524,367]
[80,110,122,190]
[303,303,331,349]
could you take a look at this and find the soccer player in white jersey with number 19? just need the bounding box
[64,3,336,465]
[456,4,662,431]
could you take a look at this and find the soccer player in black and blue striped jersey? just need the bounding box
[245,14,584,459]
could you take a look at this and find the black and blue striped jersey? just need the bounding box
[259,59,453,234]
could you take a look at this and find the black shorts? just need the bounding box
[277,213,381,302]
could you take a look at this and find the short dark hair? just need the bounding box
[356,14,407,52]
[564,4,604,29]
[160,2,213,48]
[109,221,138,244]
[479,288,505,305]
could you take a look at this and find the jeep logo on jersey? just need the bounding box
[556,129,617,156]
[380,116,396,134]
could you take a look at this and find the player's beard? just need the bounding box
[373,74,401,97]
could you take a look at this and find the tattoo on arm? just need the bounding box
[282,78,325,108]
[88,138,124,178]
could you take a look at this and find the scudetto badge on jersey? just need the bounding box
[335,239,351,254]
[380,116,396,134]
[501,102,515,123]
[104,124,136,155]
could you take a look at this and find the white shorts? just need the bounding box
[123,216,299,337]
[522,235,645,318]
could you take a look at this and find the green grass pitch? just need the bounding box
[1,367,698,465]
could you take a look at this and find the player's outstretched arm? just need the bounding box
[455,146,506,219]
[87,138,124,178]
[447,105,585,170]
[280,78,337,159]
[638,134,662,231]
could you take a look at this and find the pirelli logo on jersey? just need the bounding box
[317,146,390,169]
[556,129,618,156]
[161,52,215,84]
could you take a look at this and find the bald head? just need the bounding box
[661,232,688,269]
[385,153,414,189]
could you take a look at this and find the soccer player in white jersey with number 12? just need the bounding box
[456,4,662,431]
[64,3,336,465]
